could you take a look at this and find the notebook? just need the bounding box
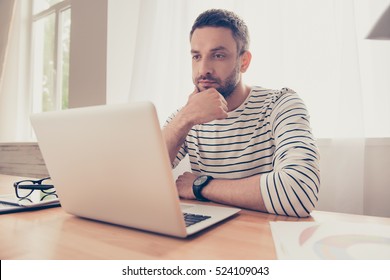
[0,193,60,214]
[30,102,240,237]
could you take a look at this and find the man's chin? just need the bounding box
[197,85,220,92]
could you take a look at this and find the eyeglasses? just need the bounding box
[13,177,57,202]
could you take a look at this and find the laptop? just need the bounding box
[30,102,240,238]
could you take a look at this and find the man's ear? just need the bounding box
[240,51,252,73]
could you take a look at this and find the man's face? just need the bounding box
[190,27,241,98]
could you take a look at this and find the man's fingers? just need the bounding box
[221,102,228,113]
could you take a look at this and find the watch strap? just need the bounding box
[193,175,213,201]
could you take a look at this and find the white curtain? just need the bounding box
[0,0,15,141]
[128,0,390,215]
[0,0,30,142]
[0,0,15,85]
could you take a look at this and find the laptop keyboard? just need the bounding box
[183,213,211,227]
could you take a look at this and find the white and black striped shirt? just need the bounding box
[167,86,320,217]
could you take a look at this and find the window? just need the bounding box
[31,0,71,113]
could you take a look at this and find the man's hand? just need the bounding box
[175,172,197,199]
[180,88,228,126]
[162,87,228,164]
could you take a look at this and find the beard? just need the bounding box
[194,64,241,98]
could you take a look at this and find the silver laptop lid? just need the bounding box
[31,102,188,237]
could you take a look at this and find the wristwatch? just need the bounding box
[192,175,213,201]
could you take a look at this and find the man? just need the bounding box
[163,9,320,217]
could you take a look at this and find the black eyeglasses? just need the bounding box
[13,177,57,201]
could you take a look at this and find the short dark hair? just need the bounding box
[190,9,250,55]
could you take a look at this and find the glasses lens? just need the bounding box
[37,178,56,201]
[40,192,58,202]
[16,181,35,198]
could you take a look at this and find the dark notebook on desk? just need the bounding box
[0,193,60,214]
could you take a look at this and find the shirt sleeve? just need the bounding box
[163,110,188,169]
[260,89,320,217]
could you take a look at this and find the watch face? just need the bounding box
[194,175,208,186]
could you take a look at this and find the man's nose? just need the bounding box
[198,59,213,76]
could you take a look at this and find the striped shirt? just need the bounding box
[166,86,320,217]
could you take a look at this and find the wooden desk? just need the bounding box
[1,175,390,260]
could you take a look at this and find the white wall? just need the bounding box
[364,139,390,217]
[69,0,139,108]
[316,139,365,215]
[69,0,108,108]
[313,139,390,218]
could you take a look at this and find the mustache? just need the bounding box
[196,74,220,83]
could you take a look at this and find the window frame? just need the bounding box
[30,0,71,113]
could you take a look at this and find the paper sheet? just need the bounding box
[270,221,390,259]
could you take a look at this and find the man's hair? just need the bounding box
[190,9,250,55]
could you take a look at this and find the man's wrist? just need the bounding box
[176,107,197,128]
[193,175,213,201]
[166,110,195,143]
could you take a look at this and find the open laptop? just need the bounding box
[30,102,240,238]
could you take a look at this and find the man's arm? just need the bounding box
[162,88,228,163]
[162,110,193,164]
[174,90,320,217]
[176,172,267,212]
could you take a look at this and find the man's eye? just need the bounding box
[214,53,226,59]
[192,55,201,61]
